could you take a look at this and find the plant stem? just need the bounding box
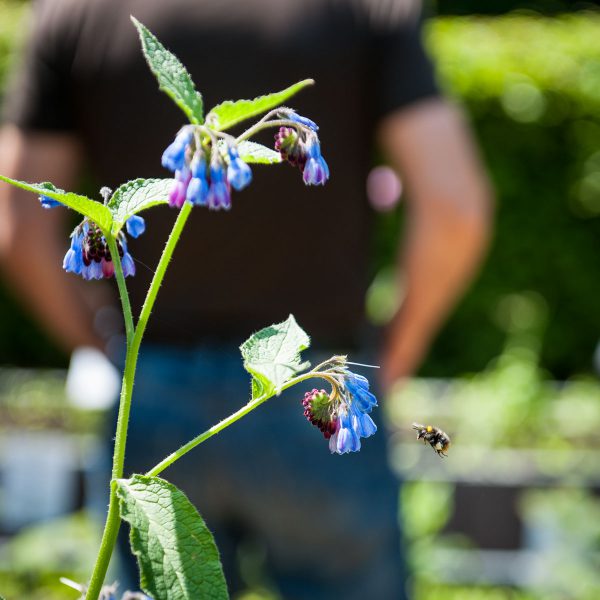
[106,235,134,346]
[146,393,269,477]
[235,118,298,143]
[146,371,320,477]
[85,203,193,600]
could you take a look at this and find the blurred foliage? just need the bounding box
[374,13,600,379]
[0,368,103,431]
[0,512,101,600]
[429,0,600,15]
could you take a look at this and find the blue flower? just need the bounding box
[125,215,146,238]
[287,111,319,131]
[186,153,210,206]
[63,230,84,274]
[344,372,377,413]
[81,259,103,280]
[302,139,329,186]
[161,126,193,172]
[207,162,231,211]
[330,409,361,454]
[119,236,136,277]
[302,365,378,455]
[63,221,137,280]
[227,147,252,191]
[121,251,136,277]
[39,195,62,209]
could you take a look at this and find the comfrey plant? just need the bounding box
[0,19,377,600]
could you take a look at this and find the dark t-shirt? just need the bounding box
[3,0,438,347]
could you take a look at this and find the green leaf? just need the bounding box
[240,314,311,397]
[116,475,228,600]
[237,141,282,165]
[132,17,204,124]
[206,79,314,131]
[108,178,174,233]
[0,174,112,231]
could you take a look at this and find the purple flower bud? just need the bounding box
[227,147,252,191]
[101,259,115,278]
[125,215,146,238]
[168,168,191,208]
[161,127,193,172]
[39,195,62,209]
[274,127,306,169]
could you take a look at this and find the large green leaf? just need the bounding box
[108,178,173,233]
[206,79,314,131]
[132,17,204,124]
[0,174,112,231]
[240,314,311,397]
[237,141,282,165]
[116,475,228,600]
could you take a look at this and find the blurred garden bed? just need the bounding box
[388,321,600,600]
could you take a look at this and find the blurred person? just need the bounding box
[0,0,492,598]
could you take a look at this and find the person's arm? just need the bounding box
[0,124,104,352]
[377,98,494,390]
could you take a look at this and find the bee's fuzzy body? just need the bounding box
[412,423,451,457]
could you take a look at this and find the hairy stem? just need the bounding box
[106,235,134,346]
[85,203,193,600]
[146,371,322,477]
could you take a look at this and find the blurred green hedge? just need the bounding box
[375,12,600,379]
[1,8,599,376]
[423,13,600,378]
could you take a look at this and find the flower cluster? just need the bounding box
[161,126,252,211]
[161,109,328,211]
[302,363,377,455]
[62,216,143,280]
[274,110,329,186]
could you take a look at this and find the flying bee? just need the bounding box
[412,423,451,457]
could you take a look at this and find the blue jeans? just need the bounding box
[116,344,407,599]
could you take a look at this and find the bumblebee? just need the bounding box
[412,423,451,457]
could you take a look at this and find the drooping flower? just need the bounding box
[63,219,138,280]
[227,147,252,191]
[301,364,378,455]
[161,126,194,172]
[186,152,210,206]
[168,166,192,208]
[274,123,329,186]
[162,125,254,210]
[207,160,231,211]
[63,228,85,274]
[302,137,329,186]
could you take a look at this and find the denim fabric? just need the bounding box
[115,344,408,600]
